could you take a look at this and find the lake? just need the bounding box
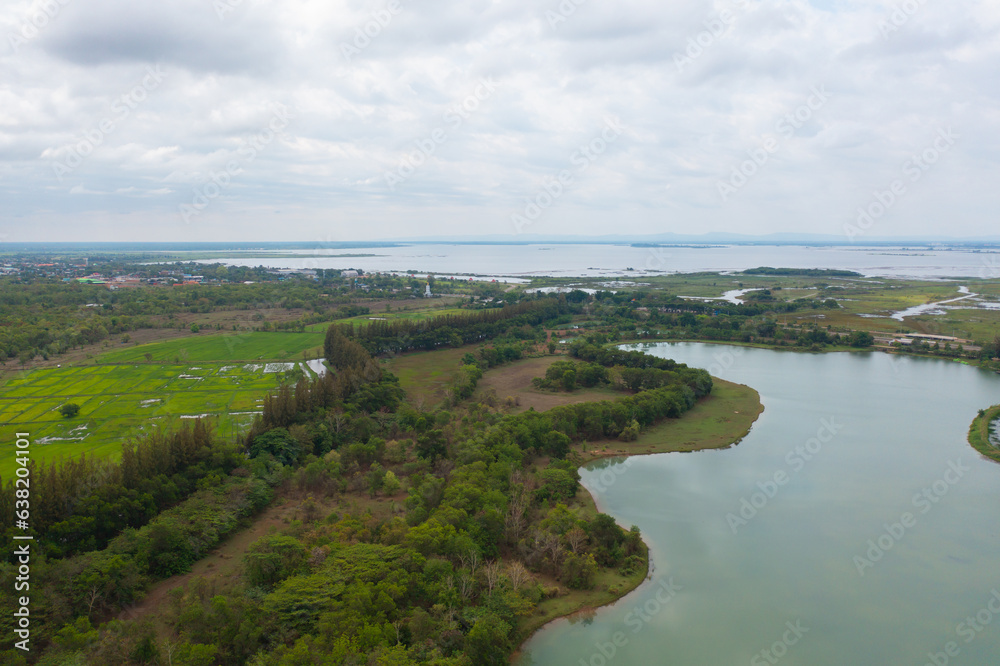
[518,343,1000,666]
[191,244,1000,280]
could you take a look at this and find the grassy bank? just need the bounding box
[968,404,1000,464]
[576,378,763,462]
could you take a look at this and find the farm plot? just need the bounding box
[0,360,321,480]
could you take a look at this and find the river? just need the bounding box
[518,343,1000,666]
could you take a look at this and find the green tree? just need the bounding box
[847,331,874,348]
[562,551,598,589]
[243,535,307,589]
[382,470,401,495]
[248,428,303,466]
[59,403,81,418]
[416,429,447,463]
[560,368,577,391]
[464,612,512,665]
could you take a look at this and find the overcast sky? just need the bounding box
[1,0,998,242]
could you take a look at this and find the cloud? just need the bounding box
[0,0,998,241]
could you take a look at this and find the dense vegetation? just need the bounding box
[739,267,863,277]
[338,300,560,356]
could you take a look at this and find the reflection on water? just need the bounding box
[519,343,1000,666]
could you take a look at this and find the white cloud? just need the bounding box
[0,0,998,241]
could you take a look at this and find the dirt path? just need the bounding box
[117,495,304,627]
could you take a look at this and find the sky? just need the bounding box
[1,0,998,243]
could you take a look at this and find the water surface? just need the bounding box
[185,244,1000,279]
[519,344,1000,666]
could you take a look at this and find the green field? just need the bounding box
[96,331,325,364]
[304,307,467,332]
[0,331,334,480]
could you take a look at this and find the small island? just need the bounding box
[969,404,1000,464]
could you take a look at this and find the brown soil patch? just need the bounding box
[476,355,622,413]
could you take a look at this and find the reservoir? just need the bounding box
[518,343,1000,666]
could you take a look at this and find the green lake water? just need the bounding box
[517,343,1000,666]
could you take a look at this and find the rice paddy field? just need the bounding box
[0,331,331,480]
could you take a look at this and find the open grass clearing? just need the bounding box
[382,344,474,409]
[476,355,622,412]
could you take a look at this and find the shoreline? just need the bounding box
[512,378,765,662]
[619,337,1000,374]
